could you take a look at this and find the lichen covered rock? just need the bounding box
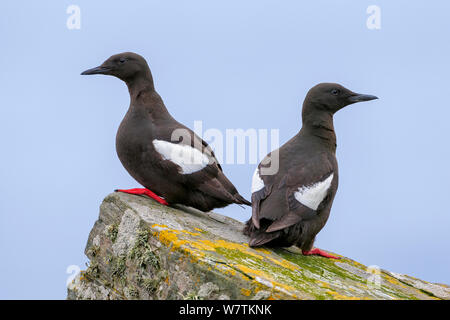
[67,192,449,300]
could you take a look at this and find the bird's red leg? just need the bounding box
[115,188,168,206]
[302,248,340,259]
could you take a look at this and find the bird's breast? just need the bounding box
[116,111,155,166]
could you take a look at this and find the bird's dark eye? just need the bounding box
[331,89,340,96]
[119,58,126,64]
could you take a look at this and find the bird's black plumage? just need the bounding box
[81,52,250,212]
[244,83,377,254]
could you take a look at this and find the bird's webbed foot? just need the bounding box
[115,188,168,205]
[302,248,340,259]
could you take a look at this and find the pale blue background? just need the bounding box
[1,1,449,299]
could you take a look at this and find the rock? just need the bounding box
[252,290,272,300]
[67,192,450,300]
[197,282,219,299]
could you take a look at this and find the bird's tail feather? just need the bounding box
[234,193,251,206]
[244,219,279,247]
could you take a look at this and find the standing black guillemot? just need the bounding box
[81,52,250,212]
[244,83,378,258]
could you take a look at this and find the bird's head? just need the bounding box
[81,52,151,82]
[303,83,378,114]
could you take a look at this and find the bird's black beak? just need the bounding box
[348,93,378,103]
[81,65,112,75]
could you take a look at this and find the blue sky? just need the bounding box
[1,1,449,299]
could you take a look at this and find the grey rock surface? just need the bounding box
[67,192,449,300]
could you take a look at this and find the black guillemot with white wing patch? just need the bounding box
[244,83,377,258]
[81,52,250,211]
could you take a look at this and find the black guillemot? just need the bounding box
[244,83,378,258]
[81,52,250,212]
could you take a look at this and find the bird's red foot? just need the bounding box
[302,248,340,259]
[115,188,168,206]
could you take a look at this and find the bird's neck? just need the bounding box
[126,74,155,101]
[125,75,172,121]
[301,111,337,152]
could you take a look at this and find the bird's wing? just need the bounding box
[152,124,243,203]
[252,152,335,231]
[250,164,274,229]
[151,123,220,175]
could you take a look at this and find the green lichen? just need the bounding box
[182,291,202,300]
[276,249,419,300]
[127,285,139,298]
[137,269,168,296]
[85,261,100,279]
[212,246,368,299]
[87,245,100,258]
[106,224,119,243]
[141,277,159,294]
[276,249,363,282]
[128,228,160,270]
[111,255,127,285]
[105,254,114,264]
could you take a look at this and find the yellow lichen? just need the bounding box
[241,288,252,296]
[326,290,370,300]
[149,224,314,299]
[384,274,407,288]
[317,280,331,288]
[143,222,429,300]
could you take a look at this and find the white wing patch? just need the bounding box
[294,173,334,210]
[251,167,265,193]
[152,139,210,174]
